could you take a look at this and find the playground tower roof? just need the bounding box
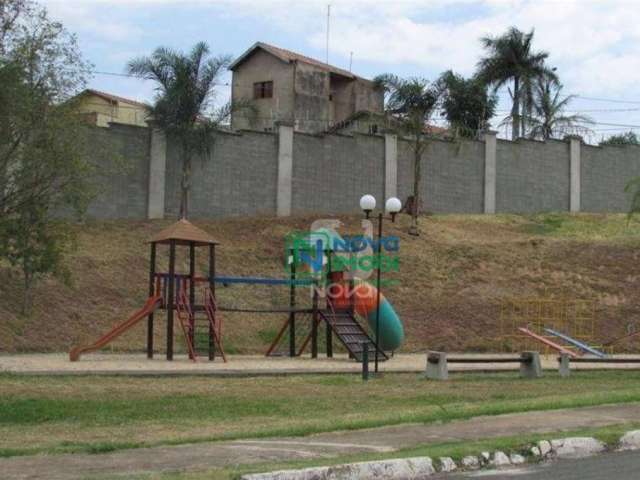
[149,219,219,246]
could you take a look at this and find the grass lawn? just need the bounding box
[4,213,640,355]
[94,422,640,480]
[1,370,640,457]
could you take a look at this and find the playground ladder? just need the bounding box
[202,287,227,362]
[176,288,198,361]
[319,310,388,362]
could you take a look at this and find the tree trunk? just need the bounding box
[512,76,520,141]
[179,142,191,219]
[409,138,422,236]
[22,269,32,316]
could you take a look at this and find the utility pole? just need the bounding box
[349,51,353,72]
[326,4,330,64]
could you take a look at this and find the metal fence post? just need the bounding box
[362,342,369,381]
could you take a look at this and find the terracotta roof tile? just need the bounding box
[83,89,150,109]
[149,219,219,246]
[230,42,373,82]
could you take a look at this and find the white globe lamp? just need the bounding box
[359,194,376,218]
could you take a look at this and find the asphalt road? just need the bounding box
[440,451,640,479]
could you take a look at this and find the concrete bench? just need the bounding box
[425,351,542,380]
[557,354,640,377]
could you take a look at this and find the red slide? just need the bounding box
[69,295,163,361]
[517,327,578,358]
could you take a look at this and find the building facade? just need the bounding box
[229,42,384,133]
[74,89,150,128]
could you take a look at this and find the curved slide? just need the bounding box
[69,295,163,361]
[334,279,404,351]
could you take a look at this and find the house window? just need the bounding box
[254,81,273,99]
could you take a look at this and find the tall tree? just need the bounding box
[0,0,95,313]
[438,70,497,139]
[0,0,91,215]
[127,43,233,218]
[528,79,592,140]
[601,131,639,146]
[476,27,557,140]
[374,74,443,236]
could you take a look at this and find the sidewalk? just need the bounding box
[2,403,640,480]
[3,353,640,376]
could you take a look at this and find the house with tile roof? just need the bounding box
[229,42,384,133]
[74,89,150,128]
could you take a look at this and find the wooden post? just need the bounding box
[188,242,196,358]
[289,250,296,357]
[208,244,216,361]
[147,242,156,359]
[326,251,333,358]
[311,282,319,359]
[166,240,176,360]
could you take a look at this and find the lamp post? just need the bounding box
[359,194,401,373]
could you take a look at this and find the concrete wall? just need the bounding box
[291,132,385,213]
[397,137,485,213]
[164,130,278,217]
[496,139,570,213]
[81,123,640,220]
[581,143,640,212]
[84,124,150,219]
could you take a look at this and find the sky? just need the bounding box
[41,0,640,143]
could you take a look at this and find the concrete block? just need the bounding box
[148,128,167,219]
[538,440,552,457]
[619,430,640,451]
[569,136,581,212]
[438,457,457,472]
[425,351,448,380]
[491,451,511,467]
[558,353,571,377]
[240,457,435,480]
[461,456,480,469]
[483,130,497,214]
[550,437,605,458]
[520,351,542,379]
[384,133,398,200]
[276,124,294,216]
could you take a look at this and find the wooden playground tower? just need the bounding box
[70,220,390,363]
[70,219,225,362]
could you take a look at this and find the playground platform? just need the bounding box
[2,353,640,376]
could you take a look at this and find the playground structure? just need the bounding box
[500,294,609,357]
[70,219,224,362]
[69,220,404,363]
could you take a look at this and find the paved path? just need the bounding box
[439,450,640,479]
[2,404,640,479]
[3,353,640,376]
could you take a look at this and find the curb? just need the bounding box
[240,430,640,479]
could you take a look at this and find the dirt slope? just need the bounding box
[1,213,640,354]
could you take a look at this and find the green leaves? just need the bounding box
[624,176,640,224]
[0,0,94,314]
[127,42,236,217]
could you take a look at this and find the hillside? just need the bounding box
[2,213,640,354]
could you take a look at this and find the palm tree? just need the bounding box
[528,79,593,140]
[476,27,557,140]
[127,42,232,218]
[438,70,497,139]
[374,74,444,236]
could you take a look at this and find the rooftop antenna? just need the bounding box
[349,51,353,72]
[326,4,330,65]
